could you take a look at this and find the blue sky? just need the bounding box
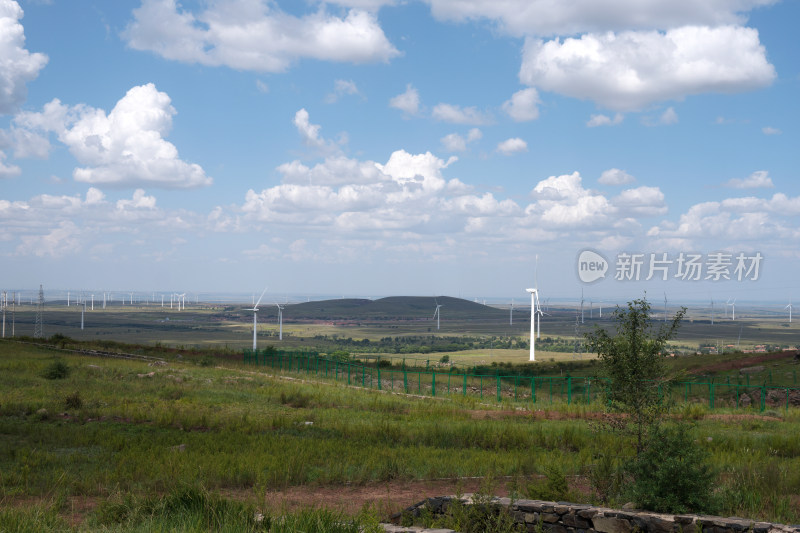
[1,0,798,304]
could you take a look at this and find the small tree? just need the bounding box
[585,297,685,454]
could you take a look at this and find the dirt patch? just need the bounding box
[249,478,515,516]
[688,352,797,375]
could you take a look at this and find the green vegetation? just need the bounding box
[2,337,800,529]
[586,298,715,514]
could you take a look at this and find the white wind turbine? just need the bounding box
[509,298,514,326]
[247,288,268,351]
[433,298,443,330]
[663,292,668,323]
[710,297,715,325]
[526,255,544,362]
[728,298,737,321]
[276,302,285,340]
[786,300,793,323]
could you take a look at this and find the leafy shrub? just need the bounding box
[198,355,215,367]
[526,464,576,502]
[64,391,83,410]
[440,355,450,364]
[42,360,70,380]
[626,422,717,514]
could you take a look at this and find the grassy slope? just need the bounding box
[2,339,800,530]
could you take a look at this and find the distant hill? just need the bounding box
[257,296,508,321]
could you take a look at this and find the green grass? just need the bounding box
[2,339,800,529]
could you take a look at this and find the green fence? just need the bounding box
[243,349,799,412]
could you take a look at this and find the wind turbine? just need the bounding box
[710,297,714,325]
[526,255,544,362]
[246,288,268,351]
[276,302,285,340]
[663,292,668,323]
[433,298,443,330]
[728,298,736,321]
[786,300,793,323]
[509,298,514,326]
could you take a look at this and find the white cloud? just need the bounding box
[496,137,527,155]
[277,156,386,186]
[256,80,269,93]
[599,168,635,185]
[0,151,20,178]
[762,126,781,135]
[520,26,775,111]
[440,128,481,152]
[116,189,157,210]
[389,84,420,115]
[432,103,492,125]
[502,88,540,122]
[660,107,679,125]
[426,0,776,37]
[586,113,624,127]
[0,1,48,114]
[16,220,80,257]
[293,108,344,155]
[613,185,667,216]
[15,84,212,189]
[325,79,361,103]
[123,0,399,72]
[724,170,773,189]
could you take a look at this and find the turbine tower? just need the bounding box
[246,288,267,351]
[276,303,285,340]
[34,284,44,338]
[786,300,793,323]
[526,255,543,362]
[663,292,668,322]
[728,298,736,321]
[1,291,6,338]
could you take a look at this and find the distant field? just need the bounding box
[4,298,797,357]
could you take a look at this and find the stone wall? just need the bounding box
[381,495,800,533]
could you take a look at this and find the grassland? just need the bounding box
[2,338,800,530]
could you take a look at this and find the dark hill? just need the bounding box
[258,296,508,321]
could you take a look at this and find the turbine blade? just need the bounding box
[254,287,268,309]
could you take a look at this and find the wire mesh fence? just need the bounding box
[243,349,800,412]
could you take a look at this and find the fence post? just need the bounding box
[568,377,572,405]
[761,386,766,412]
[463,374,467,396]
[377,367,382,390]
[403,369,408,393]
[532,378,536,404]
[496,376,501,402]
[432,372,436,397]
[710,383,715,409]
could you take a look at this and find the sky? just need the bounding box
[1,0,799,305]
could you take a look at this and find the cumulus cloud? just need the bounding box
[502,88,540,122]
[660,107,679,125]
[425,0,776,37]
[389,84,420,115]
[527,172,613,227]
[16,220,80,257]
[520,26,775,111]
[432,103,492,125]
[497,137,527,155]
[116,189,157,210]
[762,126,781,135]
[325,79,361,103]
[613,186,667,216]
[441,128,481,152]
[123,0,399,72]
[599,168,635,185]
[14,84,212,189]
[587,113,623,127]
[0,1,48,114]
[724,170,773,189]
[0,151,21,178]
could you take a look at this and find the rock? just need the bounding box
[621,503,637,511]
[170,444,186,452]
[592,516,632,533]
[137,372,155,378]
[739,393,752,407]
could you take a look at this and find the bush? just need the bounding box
[42,360,70,380]
[64,391,83,410]
[626,422,717,514]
